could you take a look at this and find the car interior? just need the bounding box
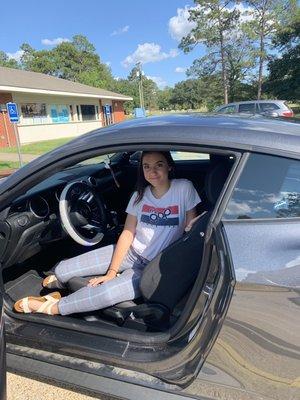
[0,149,234,337]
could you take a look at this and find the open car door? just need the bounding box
[0,295,6,400]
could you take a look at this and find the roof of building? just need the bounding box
[0,66,132,101]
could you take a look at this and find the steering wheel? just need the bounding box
[59,181,107,246]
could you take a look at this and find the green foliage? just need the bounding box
[17,35,115,89]
[264,9,300,100]
[242,0,296,98]
[179,0,241,103]
[157,88,173,110]
[0,51,20,69]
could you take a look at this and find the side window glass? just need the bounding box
[171,151,209,161]
[224,154,300,219]
[219,106,236,114]
[238,103,255,113]
[260,103,280,111]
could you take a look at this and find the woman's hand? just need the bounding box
[185,214,201,232]
[185,207,199,232]
[87,271,116,287]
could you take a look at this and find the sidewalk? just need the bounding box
[0,152,38,162]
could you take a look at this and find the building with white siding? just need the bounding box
[0,66,132,147]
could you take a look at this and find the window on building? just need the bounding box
[21,103,47,124]
[80,105,97,121]
[224,154,300,219]
[50,105,69,123]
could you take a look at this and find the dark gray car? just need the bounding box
[0,114,299,400]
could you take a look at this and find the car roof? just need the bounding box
[220,100,286,106]
[0,114,299,197]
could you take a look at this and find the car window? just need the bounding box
[218,105,236,114]
[259,103,280,111]
[171,151,209,161]
[74,153,115,166]
[238,103,256,113]
[223,153,300,219]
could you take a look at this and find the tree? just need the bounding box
[187,31,256,103]
[242,0,296,99]
[264,9,300,100]
[0,51,19,69]
[179,0,240,104]
[18,35,114,89]
[126,66,159,111]
[157,88,173,110]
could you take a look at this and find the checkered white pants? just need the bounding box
[55,245,149,316]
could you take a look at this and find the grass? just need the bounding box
[0,161,25,173]
[0,137,72,155]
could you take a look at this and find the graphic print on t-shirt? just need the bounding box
[141,204,179,226]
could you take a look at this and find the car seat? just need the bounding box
[67,211,212,329]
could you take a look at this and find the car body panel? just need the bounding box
[0,295,5,400]
[0,115,300,399]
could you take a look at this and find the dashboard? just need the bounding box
[0,161,126,269]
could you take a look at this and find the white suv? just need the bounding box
[216,100,294,118]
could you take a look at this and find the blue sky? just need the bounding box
[0,0,205,89]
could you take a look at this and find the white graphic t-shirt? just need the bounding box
[126,179,201,261]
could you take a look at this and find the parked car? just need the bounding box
[215,100,294,118]
[0,115,299,400]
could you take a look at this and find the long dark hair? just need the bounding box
[134,151,175,205]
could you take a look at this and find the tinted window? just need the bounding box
[80,105,96,121]
[218,105,236,114]
[224,154,300,219]
[238,103,256,113]
[259,103,280,111]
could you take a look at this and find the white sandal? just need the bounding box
[14,292,61,314]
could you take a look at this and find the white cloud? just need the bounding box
[105,61,111,66]
[122,43,178,67]
[111,25,129,36]
[146,75,167,89]
[175,67,186,73]
[169,4,254,43]
[42,37,70,46]
[6,50,24,62]
[168,6,197,41]
[232,3,255,23]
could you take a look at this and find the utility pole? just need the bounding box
[136,62,144,110]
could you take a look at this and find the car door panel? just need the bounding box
[206,220,300,400]
[201,152,300,400]
[0,295,6,400]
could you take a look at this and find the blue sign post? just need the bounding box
[6,102,23,167]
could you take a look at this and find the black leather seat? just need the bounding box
[67,211,212,329]
[198,155,232,212]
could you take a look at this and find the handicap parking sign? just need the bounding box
[104,104,111,115]
[6,102,19,123]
